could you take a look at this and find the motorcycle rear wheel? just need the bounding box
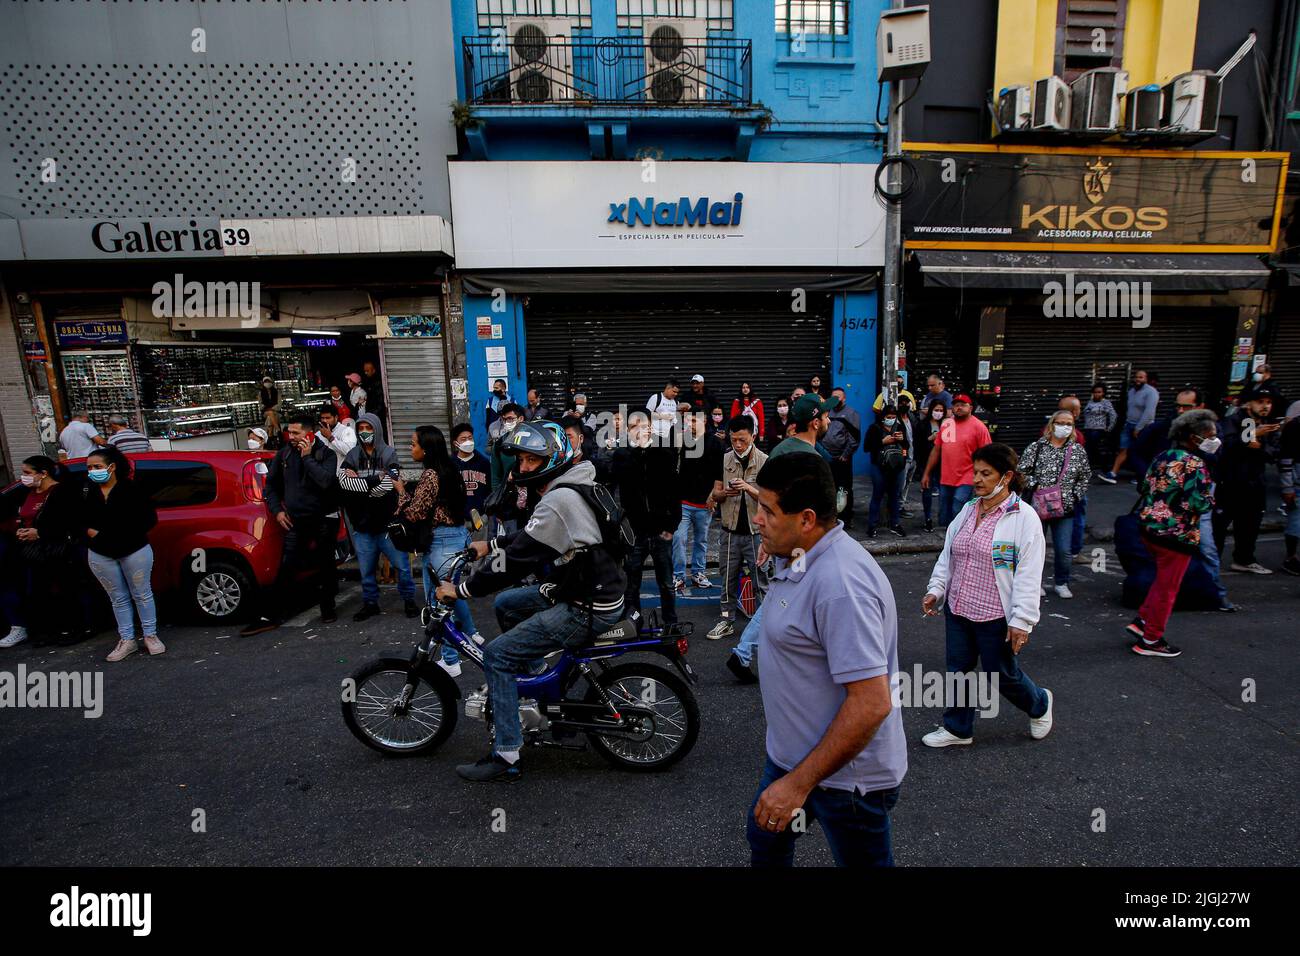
[342,658,458,757]
[583,663,700,771]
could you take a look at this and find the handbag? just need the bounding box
[1029,442,1073,521]
[386,517,416,553]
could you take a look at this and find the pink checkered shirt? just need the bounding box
[947,498,1010,622]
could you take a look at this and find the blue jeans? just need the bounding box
[484,584,621,753]
[423,525,477,664]
[868,463,906,529]
[1046,515,1073,586]
[942,607,1048,739]
[352,530,416,606]
[937,484,973,526]
[1195,510,1230,605]
[1071,496,1086,555]
[732,602,764,665]
[87,545,157,641]
[673,504,712,579]
[746,757,900,867]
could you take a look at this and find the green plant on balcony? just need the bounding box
[451,100,483,131]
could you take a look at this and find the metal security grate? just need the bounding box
[2,62,422,219]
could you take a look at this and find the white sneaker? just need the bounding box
[1040,586,1046,597]
[692,573,714,589]
[469,631,485,646]
[0,627,28,648]
[437,659,462,678]
[706,619,735,640]
[1030,688,1054,740]
[1230,562,1273,575]
[921,727,972,748]
[1054,584,1073,599]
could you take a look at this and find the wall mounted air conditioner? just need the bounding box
[1125,84,1164,131]
[1032,76,1071,130]
[506,17,574,103]
[997,85,1032,131]
[1162,69,1221,134]
[1071,67,1128,131]
[643,17,709,104]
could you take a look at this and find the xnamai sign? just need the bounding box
[902,145,1289,253]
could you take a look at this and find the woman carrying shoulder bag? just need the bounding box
[82,445,163,661]
[1020,409,1092,599]
[920,443,1054,748]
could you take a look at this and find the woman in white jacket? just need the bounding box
[919,443,1055,747]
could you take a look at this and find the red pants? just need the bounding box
[1139,539,1193,642]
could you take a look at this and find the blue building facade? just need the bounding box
[448,0,890,472]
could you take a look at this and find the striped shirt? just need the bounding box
[107,428,152,453]
[948,498,1010,622]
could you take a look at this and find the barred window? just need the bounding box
[617,0,734,32]
[775,1,851,57]
[476,0,592,30]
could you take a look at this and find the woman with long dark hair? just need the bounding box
[82,445,162,661]
[0,455,86,647]
[730,381,764,441]
[920,443,1053,747]
[398,425,479,675]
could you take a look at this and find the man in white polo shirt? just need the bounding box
[645,376,686,442]
[747,452,907,867]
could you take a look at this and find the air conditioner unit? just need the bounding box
[1124,84,1164,132]
[1070,67,1128,131]
[1162,69,1221,134]
[1031,76,1071,130]
[997,85,1032,131]
[644,17,709,104]
[506,17,574,103]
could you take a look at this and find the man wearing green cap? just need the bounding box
[769,393,835,462]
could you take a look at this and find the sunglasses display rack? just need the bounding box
[134,344,312,439]
[60,351,139,434]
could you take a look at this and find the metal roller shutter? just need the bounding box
[525,292,833,417]
[907,306,980,394]
[1262,316,1300,409]
[380,337,449,467]
[995,309,1230,452]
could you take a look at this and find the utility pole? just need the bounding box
[880,0,905,408]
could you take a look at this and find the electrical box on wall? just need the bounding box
[876,6,931,82]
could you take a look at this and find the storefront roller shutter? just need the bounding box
[1263,316,1300,408]
[525,292,833,418]
[995,309,1230,452]
[379,337,449,468]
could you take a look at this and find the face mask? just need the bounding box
[19,474,38,487]
[1197,436,1222,455]
[1252,372,1263,382]
[501,420,517,433]
[88,467,110,484]
[1053,424,1073,439]
[932,410,944,421]
[735,445,751,458]
[712,414,724,424]
[575,405,585,415]
[456,440,474,454]
[359,431,374,445]
[884,418,897,427]
[777,406,788,416]
[247,439,262,450]
[977,478,1007,501]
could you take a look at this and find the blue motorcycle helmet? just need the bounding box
[500,420,576,487]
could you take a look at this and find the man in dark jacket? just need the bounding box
[360,360,386,439]
[241,413,341,636]
[613,411,681,624]
[337,412,417,622]
[824,387,862,528]
[1214,391,1279,575]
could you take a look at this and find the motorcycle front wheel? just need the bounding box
[342,658,458,757]
[583,663,700,771]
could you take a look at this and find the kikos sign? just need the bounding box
[902,147,1287,252]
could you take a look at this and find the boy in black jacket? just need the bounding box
[242,413,341,636]
[613,411,682,624]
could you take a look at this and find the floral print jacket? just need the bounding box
[1137,449,1214,550]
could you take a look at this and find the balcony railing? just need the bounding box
[462,35,752,108]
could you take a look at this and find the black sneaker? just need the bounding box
[1216,603,1238,613]
[924,520,935,533]
[890,525,906,538]
[320,603,338,624]
[865,526,878,539]
[1130,639,1182,658]
[404,599,420,618]
[353,603,381,623]
[455,752,521,782]
[240,617,279,638]
[1282,557,1300,577]
[725,652,758,685]
[1124,617,1145,639]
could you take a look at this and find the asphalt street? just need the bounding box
[1,535,1296,867]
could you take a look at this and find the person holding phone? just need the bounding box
[919,443,1053,748]
[1214,390,1278,575]
[241,413,341,636]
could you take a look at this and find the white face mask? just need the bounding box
[456,440,475,454]
[501,419,517,432]
[977,478,1008,501]
[575,405,586,415]
[777,406,788,416]
[19,474,38,487]
[1197,436,1222,455]
[932,410,944,421]
[247,439,262,450]
[1252,372,1263,382]
[1052,424,1073,439]
[883,418,897,428]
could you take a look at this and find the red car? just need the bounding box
[4,450,349,625]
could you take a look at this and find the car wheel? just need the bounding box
[189,559,254,623]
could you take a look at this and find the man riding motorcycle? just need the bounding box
[434,421,627,782]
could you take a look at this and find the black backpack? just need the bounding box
[570,482,636,559]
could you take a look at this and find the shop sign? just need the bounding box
[380,314,443,338]
[606,194,743,228]
[299,337,340,347]
[903,147,1288,252]
[54,319,129,347]
[23,341,47,362]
